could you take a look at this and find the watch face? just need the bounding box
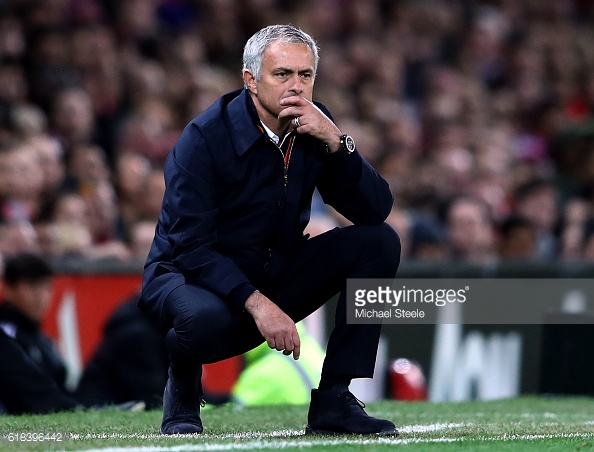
[345,135,355,153]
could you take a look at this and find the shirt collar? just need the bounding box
[224,88,295,155]
[260,121,280,144]
[0,302,39,332]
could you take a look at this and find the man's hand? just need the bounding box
[245,291,301,360]
[279,95,342,153]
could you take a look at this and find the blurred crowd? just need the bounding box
[2,0,594,265]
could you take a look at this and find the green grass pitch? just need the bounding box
[1,397,594,451]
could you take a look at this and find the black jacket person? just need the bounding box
[139,24,401,436]
[0,253,78,415]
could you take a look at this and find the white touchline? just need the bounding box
[76,431,594,452]
[399,422,467,433]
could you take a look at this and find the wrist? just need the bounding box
[328,133,356,155]
[245,290,265,315]
[327,131,342,153]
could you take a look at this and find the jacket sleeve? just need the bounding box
[316,148,393,225]
[313,103,393,224]
[164,124,256,307]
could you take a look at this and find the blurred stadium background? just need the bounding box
[2,0,594,405]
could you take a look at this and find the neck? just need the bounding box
[258,111,291,138]
[249,92,291,137]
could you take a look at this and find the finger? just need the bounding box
[284,335,294,353]
[267,338,276,349]
[280,95,307,107]
[275,338,285,352]
[292,332,301,360]
[282,349,292,355]
[278,107,301,121]
[293,342,301,360]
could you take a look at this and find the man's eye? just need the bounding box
[276,72,287,77]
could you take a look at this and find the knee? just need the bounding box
[375,223,401,256]
[363,223,401,256]
[175,302,231,346]
[361,223,401,275]
[165,287,232,353]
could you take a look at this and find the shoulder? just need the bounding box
[0,305,20,339]
[189,88,244,131]
[172,89,244,162]
[0,321,17,339]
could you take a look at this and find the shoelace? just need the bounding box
[170,394,205,417]
[187,397,206,411]
[343,392,366,417]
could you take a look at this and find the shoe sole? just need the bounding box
[159,426,203,435]
[305,425,399,437]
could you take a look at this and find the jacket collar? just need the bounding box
[224,88,266,157]
[0,302,39,332]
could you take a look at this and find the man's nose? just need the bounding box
[290,75,304,94]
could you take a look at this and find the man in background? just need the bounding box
[0,253,145,415]
[0,252,78,414]
[76,292,225,409]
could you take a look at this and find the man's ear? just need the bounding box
[243,70,257,94]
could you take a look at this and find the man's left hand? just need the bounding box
[244,291,301,360]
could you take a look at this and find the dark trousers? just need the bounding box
[162,223,401,385]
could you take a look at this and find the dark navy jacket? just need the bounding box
[0,302,78,414]
[139,88,393,322]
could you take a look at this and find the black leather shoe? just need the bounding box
[306,386,398,436]
[160,368,204,435]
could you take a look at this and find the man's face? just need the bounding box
[448,201,492,252]
[6,278,53,323]
[244,41,315,124]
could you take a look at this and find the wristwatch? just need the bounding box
[337,134,356,155]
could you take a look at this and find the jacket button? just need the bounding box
[277,200,284,208]
[263,262,270,271]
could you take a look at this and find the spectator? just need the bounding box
[49,87,96,154]
[513,178,559,260]
[115,152,151,229]
[75,292,225,409]
[66,144,110,189]
[28,134,66,217]
[0,220,39,257]
[559,198,590,260]
[446,195,497,264]
[49,191,92,258]
[0,140,45,222]
[82,179,130,261]
[75,293,171,410]
[0,252,146,414]
[137,168,165,222]
[129,220,157,262]
[0,252,78,414]
[409,213,450,261]
[498,215,537,261]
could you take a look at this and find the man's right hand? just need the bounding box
[244,291,301,360]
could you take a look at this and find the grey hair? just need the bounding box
[242,24,319,87]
